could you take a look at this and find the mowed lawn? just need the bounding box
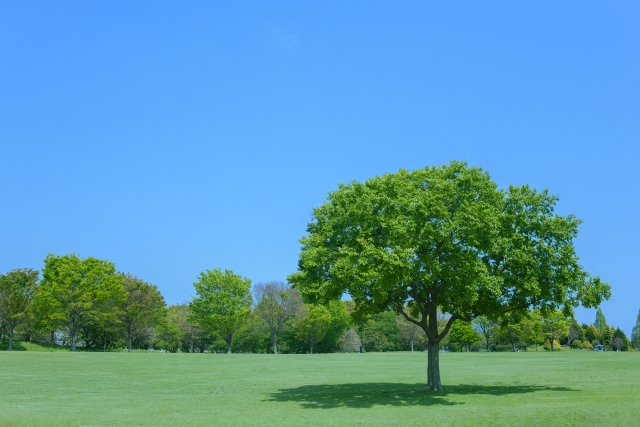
[1,350,638,427]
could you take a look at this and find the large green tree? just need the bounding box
[36,254,125,351]
[189,269,252,354]
[0,268,39,350]
[288,162,610,389]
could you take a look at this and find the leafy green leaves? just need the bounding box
[289,161,610,343]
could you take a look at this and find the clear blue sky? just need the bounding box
[1,2,638,334]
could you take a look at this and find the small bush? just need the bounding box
[581,340,593,350]
[544,340,561,351]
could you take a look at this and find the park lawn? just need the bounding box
[0,350,638,427]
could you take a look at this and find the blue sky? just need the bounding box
[1,2,638,334]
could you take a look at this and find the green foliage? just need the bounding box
[289,161,610,387]
[581,340,593,350]
[233,312,271,353]
[119,274,166,352]
[155,306,182,352]
[474,316,499,351]
[544,339,562,351]
[541,310,568,352]
[603,326,613,348]
[449,320,480,352]
[254,282,303,354]
[289,304,332,353]
[0,268,39,350]
[35,254,126,351]
[632,309,640,348]
[612,328,630,351]
[594,308,608,336]
[584,324,599,343]
[189,269,252,353]
[314,300,351,353]
[359,311,400,352]
[520,313,544,350]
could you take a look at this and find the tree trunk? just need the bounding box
[128,336,132,353]
[50,331,55,345]
[272,335,278,354]
[71,331,77,352]
[410,338,414,353]
[104,333,107,352]
[310,341,314,354]
[227,342,231,354]
[8,327,14,351]
[426,340,442,390]
[466,342,469,352]
[190,330,195,353]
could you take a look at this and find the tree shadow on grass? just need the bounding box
[265,383,576,409]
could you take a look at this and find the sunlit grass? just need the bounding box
[0,350,638,426]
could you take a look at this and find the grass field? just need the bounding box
[1,349,638,427]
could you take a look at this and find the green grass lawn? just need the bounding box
[1,349,638,427]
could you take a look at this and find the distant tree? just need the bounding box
[315,301,351,353]
[542,310,568,352]
[155,306,182,352]
[36,254,125,351]
[611,336,623,351]
[253,281,303,354]
[521,313,544,351]
[499,314,524,352]
[290,304,332,354]
[397,314,423,352]
[612,328,629,351]
[119,274,166,352]
[603,326,614,349]
[0,269,39,350]
[339,330,361,352]
[632,309,640,349]
[567,320,582,349]
[360,310,401,352]
[584,324,599,343]
[189,269,252,354]
[169,303,202,353]
[344,300,370,353]
[233,311,271,353]
[594,308,608,336]
[449,320,480,352]
[474,316,498,351]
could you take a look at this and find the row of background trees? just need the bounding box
[1,254,638,353]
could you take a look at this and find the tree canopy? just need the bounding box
[36,254,125,351]
[189,269,252,354]
[288,161,610,389]
[0,268,39,350]
[120,274,166,352]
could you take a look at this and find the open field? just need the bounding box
[1,350,638,427]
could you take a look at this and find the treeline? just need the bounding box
[1,254,639,353]
[449,308,636,353]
